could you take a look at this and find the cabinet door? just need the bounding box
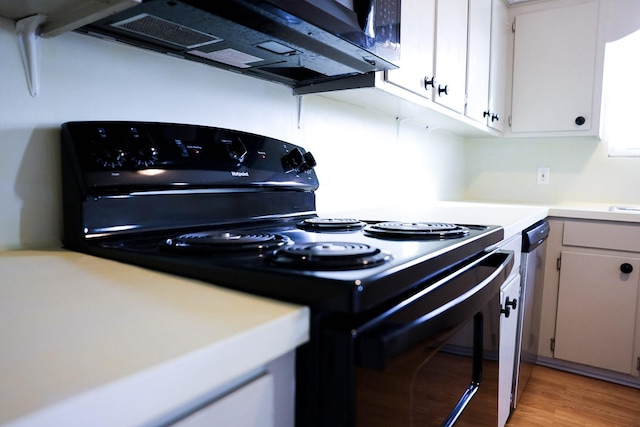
[465,0,492,125]
[499,274,520,427]
[385,0,435,98]
[487,0,508,132]
[510,1,598,134]
[554,251,640,374]
[172,374,274,427]
[433,0,468,113]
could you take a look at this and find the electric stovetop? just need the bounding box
[61,121,503,314]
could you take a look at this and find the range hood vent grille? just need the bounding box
[112,13,222,48]
[79,0,400,88]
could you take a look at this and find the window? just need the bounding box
[602,29,640,157]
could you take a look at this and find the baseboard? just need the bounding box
[536,356,640,389]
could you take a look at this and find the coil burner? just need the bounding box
[297,218,366,232]
[164,231,291,252]
[365,222,470,239]
[270,242,392,270]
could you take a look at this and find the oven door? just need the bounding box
[354,249,513,427]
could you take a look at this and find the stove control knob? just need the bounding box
[225,137,247,163]
[281,148,316,173]
[90,127,127,169]
[300,151,317,172]
[128,127,158,168]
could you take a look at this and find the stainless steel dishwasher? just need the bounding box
[512,219,549,411]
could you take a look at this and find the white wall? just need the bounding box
[0,17,465,250]
[463,136,640,205]
[296,98,466,213]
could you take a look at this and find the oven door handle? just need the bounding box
[441,311,484,427]
[354,249,513,370]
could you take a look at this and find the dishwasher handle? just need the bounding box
[354,250,514,370]
[522,220,549,253]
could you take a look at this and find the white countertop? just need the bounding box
[0,250,309,427]
[547,202,640,223]
[325,200,640,236]
[322,201,549,241]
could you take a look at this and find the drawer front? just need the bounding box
[563,220,640,253]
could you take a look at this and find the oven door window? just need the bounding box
[356,308,499,426]
[354,250,510,426]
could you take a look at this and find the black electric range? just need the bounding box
[60,121,510,427]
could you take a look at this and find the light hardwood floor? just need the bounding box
[506,365,640,426]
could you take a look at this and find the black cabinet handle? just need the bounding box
[501,297,517,318]
[575,116,586,126]
[438,85,448,96]
[424,76,435,89]
[491,113,500,122]
[620,263,634,274]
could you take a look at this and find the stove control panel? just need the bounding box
[61,121,319,193]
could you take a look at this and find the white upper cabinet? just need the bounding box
[487,0,509,132]
[387,0,507,131]
[508,0,600,136]
[466,0,509,132]
[384,0,436,99]
[433,0,469,113]
[465,0,493,125]
[385,0,470,111]
[296,0,506,137]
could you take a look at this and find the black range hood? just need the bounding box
[78,0,400,88]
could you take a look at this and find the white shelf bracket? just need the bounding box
[16,14,47,97]
[296,95,304,129]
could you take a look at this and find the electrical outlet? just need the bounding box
[537,167,550,185]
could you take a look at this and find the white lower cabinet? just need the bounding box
[540,218,640,383]
[173,373,275,427]
[555,251,640,374]
[169,351,295,427]
[494,233,522,427]
[499,273,520,427]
